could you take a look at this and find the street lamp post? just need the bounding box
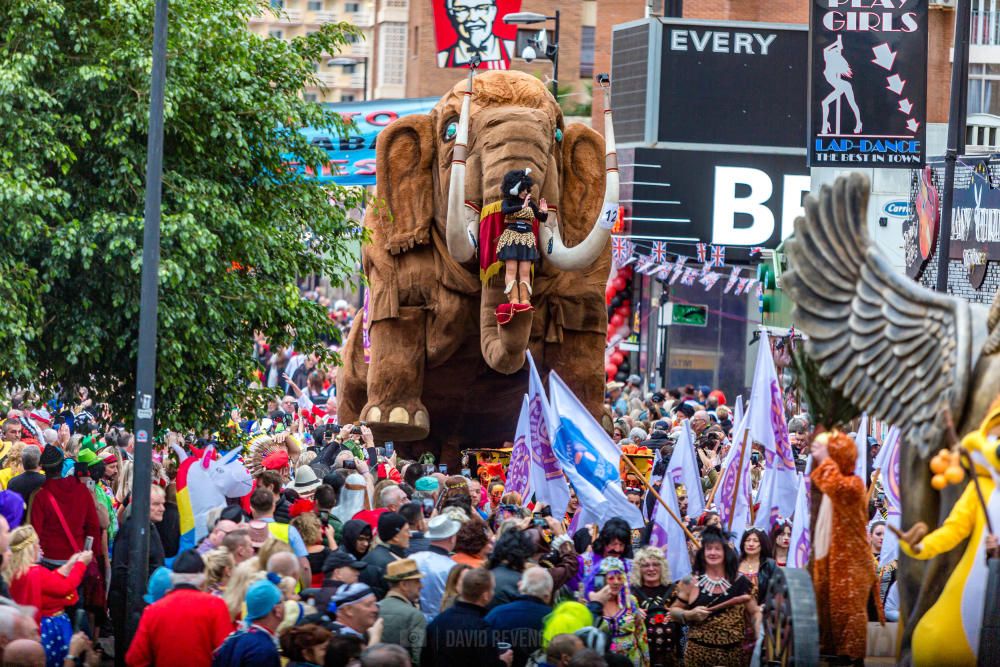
[126,0,168,645]
[503,11,560,99]
[328,56,369,101]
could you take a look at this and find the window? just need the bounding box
[378,22,407,86]
[580,25,595,78]
[341,94,356,102]
[308,0,323,9]
[341,63,356,73]
[304,93,319,102]
[270,0,284,8]
[412,26,419,56]
[268,29,284,39]
[968,63,1000,116]
[345,2,360,12]
[345,33,360,43]
[515,28,554,61]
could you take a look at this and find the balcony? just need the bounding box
[310,10,338,22]
[346,11,374,27]
[973,0,1000,45]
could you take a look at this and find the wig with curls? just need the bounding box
[630,545,671,588]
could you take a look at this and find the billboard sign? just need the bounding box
[808,0,928,168]
[432,0,521,70]
[294,98,438,186]
[658,19,808,149]
[624,147,809,252]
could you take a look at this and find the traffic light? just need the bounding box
[757,262,775,314]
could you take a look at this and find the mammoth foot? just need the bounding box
[362,400,430,442]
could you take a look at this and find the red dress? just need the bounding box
[9,561,87,623]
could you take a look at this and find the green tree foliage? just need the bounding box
[0,0,364,428]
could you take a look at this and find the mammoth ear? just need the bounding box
[559,123,608,247]
[375,114,438,255]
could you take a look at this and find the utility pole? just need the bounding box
[126,0,168,644]
[936,0,971,293]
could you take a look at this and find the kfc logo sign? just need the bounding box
[433,0,521,70]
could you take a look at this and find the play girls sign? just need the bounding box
[808,0,928,168]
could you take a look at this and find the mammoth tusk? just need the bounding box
[541,77,619,272]
[446,67,478,263]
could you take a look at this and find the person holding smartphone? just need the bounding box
[4,526,93,667]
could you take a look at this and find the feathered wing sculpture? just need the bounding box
[782,173,988,457]
[782,173,1000,660]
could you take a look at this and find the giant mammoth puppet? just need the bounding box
[337,70,619,461]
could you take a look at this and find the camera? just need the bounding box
[596,73,610,86]
[344,460,356,470]
[536,505,552,518]
[351,425,362,436]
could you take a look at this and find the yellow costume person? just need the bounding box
[898,399,1000,666]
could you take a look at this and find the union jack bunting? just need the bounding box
[651,241,668,263]
[696,243,707,263]
[679,267,698,286]
[749,247,764,257]
[611,236,632,268]
[711,245,726,267]
[670,256,688,284]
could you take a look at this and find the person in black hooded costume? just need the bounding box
[497,168,547,306]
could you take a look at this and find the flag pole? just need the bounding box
[727,429,751,531]
[621,455,699,545]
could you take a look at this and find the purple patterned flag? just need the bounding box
[648,477,692,580]
[715,420,754,545]
[526,352,571,519]
[750,333,798,531]
[789,473,811,568]
[504,395,532,500]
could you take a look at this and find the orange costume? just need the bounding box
[810,432,874,660]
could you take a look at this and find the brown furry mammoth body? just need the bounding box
[337,71,615,463]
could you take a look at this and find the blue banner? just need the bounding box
[295,98,438,186]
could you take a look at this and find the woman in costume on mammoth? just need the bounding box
[497,169,546,307]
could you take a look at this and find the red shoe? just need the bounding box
[511,302,534,313]
[496,303,513,326]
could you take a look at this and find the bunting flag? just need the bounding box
[741,278,758,296]
[789,473,811,568]
[711,245,726,267]
[736,277,749,294]
[749,331,799,531]
[504,395,532,500]
[635,256,657,275]
[546,371,645,528]
[724,267,742,294]
[853,414,869,484]
[679,267,698,286]
[667,421,705,519]
[874,426,902,568]
[611,236,632,268]
[651,240,668,263]
[670,257,688,284]
[648,476,693,581]
[696,242,707,263]
[698,268,722,291]
[526,352,571,519]
[654,261,674,280]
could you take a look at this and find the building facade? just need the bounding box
[249,0,375,103]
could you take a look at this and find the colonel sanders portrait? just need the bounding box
[436,0,516,70]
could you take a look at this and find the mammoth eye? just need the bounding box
[555,127,563,142]
[444,121,458,142]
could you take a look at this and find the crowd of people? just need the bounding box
[0,357,898,667]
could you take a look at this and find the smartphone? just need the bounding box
[461,467,471,477]
[344,460,356,470]
[84,536,93,552]
[438,464,448,474]
[593,574,606,590]
[421,497,434,518]
[384,441,394,456]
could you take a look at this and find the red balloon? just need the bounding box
[621,300,631,310]
[612,276,626,292]
[605,363,619,377]
[617,304,630,316]
[610,351,625,366]
[610,313,624,328]
[606,292,614,305]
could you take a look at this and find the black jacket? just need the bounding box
[421,600,506,667]
[108,516,165,617]
[755,558,779,604]
[360,543,408,599]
